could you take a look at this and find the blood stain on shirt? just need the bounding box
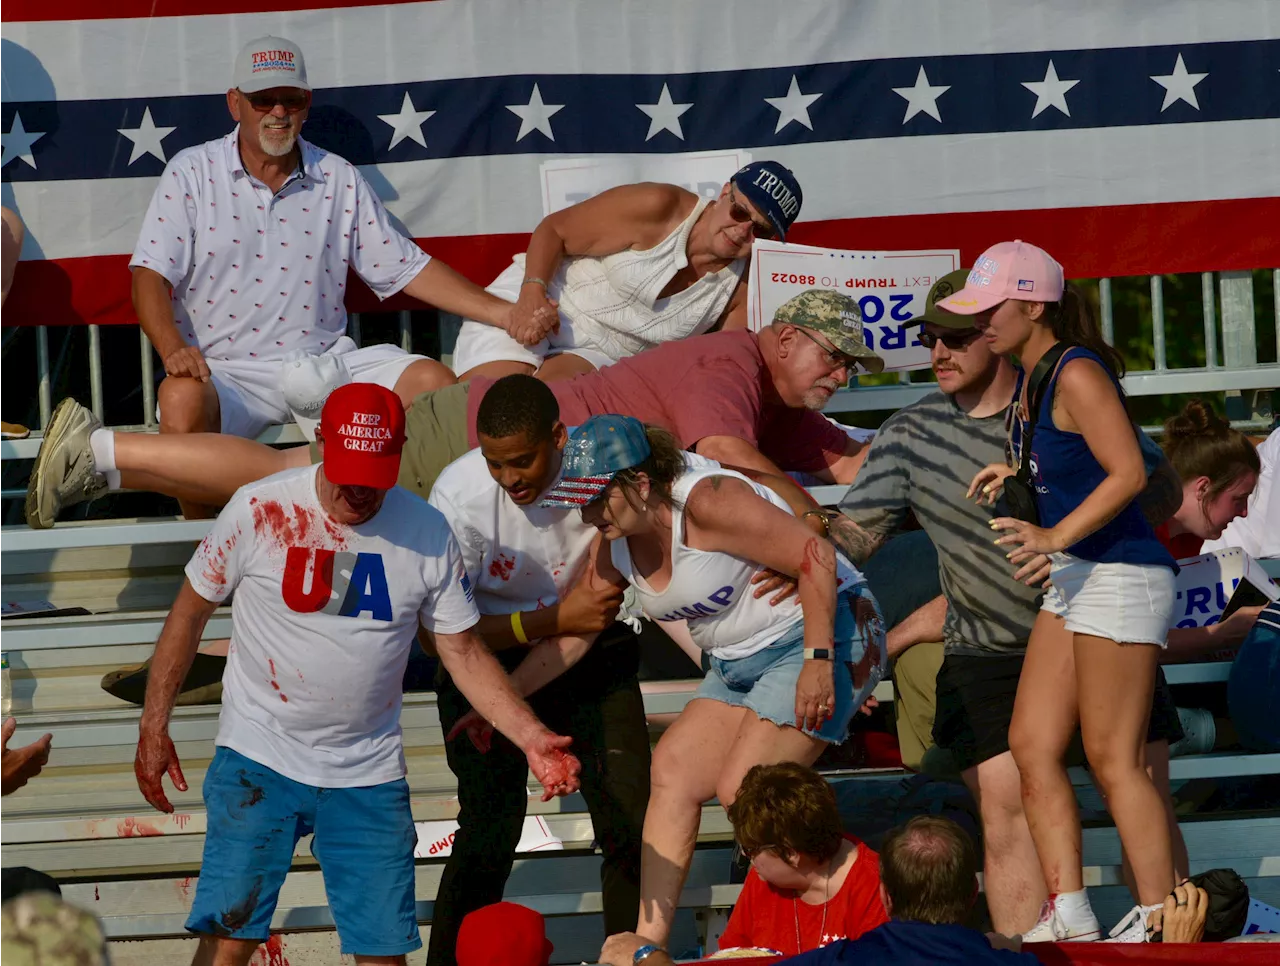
[488,553,516,581]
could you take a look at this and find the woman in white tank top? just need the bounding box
[451,161,804,383]
[540,415,885,949]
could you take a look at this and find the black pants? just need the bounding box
[425,625,652,966]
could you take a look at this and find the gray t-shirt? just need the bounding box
[838,390,1042,656]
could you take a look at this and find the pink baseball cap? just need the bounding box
[937,240,1064,315]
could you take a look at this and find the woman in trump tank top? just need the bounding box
[951,240,1177,943]
[539,415,885,948]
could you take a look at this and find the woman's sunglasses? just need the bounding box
[727,187,777,240]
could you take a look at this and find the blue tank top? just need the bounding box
[1013,346,1174,569]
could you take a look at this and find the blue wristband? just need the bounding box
[633,944,664,964]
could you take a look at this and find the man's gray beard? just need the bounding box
[803,382,840,411]
[259,122,297,157]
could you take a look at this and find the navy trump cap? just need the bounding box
[731,161,803,240]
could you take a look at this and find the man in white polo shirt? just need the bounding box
[424,374,651,966]
[131,35,544,514]
[133,381,579,965]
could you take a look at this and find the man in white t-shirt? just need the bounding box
[133,382,579,966]
[131,36,548,515]
[424,374,649,966]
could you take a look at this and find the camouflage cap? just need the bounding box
[904,269,978,329]
[772,289,884,374]
[1,893,109,966]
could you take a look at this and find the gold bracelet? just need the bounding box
[521,276,548,289]
[510,610,530,645]
[802,509,832,538]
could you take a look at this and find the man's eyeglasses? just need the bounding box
[795,326,862,373]
[918,329,981,351]
[243,91,309,114]
[727,186,777,240]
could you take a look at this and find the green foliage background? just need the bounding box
[848,269,1278,432]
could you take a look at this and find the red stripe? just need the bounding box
[7,198,1278,328]
[3,0,434,23]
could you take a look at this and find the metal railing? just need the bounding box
[2,270,1276,470]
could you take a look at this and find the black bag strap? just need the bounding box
[1015,342,1072,477]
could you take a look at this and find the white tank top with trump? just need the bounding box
[528,198,746,363]
[610,467,859,661]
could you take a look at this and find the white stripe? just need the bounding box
[4,1,1277,102]
[11,119,1278,262]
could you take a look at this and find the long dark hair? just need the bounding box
[1041,282,1126,378]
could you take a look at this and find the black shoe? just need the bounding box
[101,653,226,706]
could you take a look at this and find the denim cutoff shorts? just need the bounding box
[694,587,882,743]
[1041,552,1175,646]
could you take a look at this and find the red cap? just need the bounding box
[318,382,406,489]
[456,902,553,966]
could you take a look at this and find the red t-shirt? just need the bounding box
[465,331,851,474]
[1155,521,1203,561]
[717,834,889,957]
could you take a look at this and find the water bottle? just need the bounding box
[1,654,11,716]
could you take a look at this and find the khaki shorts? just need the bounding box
[309,382,472,500]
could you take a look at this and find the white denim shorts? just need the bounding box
[1041,552,1175,646]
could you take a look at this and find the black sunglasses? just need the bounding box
[918,329,981,350]
[727,186,777,239]
[795,326,862,372]
[244,91,309,113]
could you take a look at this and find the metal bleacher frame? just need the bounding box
[2,270,1279,959]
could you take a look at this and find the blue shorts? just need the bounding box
[186,746,420,956]
[695,588,883,743]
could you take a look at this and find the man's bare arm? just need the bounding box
[885,595,947,659]
[133,267,185,359]
[432,627,552,750]
[400,258,518,330]
[828,512,888,566]
[809,436,873,486]
[1,206,25,307]
[140,581,220,737]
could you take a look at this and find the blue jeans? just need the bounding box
[186,747,420,956]
[695,588,882,743]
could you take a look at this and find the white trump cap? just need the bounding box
[280,351,351,441]
[234,36,310,93]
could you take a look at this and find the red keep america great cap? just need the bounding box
[318,383,406,490]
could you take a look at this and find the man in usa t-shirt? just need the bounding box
[132,382,580,965]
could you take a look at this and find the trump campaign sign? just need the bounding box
[1169,548,1280,632]
[746,241,961,372]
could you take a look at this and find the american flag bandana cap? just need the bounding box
[540,414,651,508]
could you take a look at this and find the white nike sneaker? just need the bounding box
[25,397,108,529]
[1105,904,1156,943]
[1021,896,1102,943]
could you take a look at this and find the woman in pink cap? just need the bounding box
[943,241,1178,944]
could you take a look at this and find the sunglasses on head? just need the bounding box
[243,91,309,113]
[918,328,981,350]
[727,186,777,239]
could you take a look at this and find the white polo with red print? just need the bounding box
[130,129,430,364]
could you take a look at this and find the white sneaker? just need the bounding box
[24,397,108,529]
[1105,904,1156,943]
[1021,896,1102,942]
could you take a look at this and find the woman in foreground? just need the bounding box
[958,240,1177,943]
[539,415,884,949]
